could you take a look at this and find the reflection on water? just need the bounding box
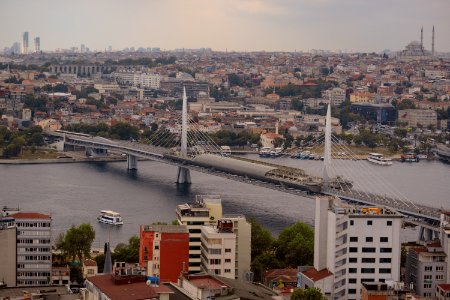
[0,158,449,247]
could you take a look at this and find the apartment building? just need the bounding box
[398,109,437,128]
[113,71,161,89]
[139,224,189,282]
[300,197,402,300]
[200,220,236,279]
[349,92,376,103]
[220,215,251,280]
[405,241,447,298]
[323,87,346,106]
[0,216,17,287]
[11,212,52,286]
[176,195,223,274]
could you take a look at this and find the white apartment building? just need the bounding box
[323,88,346,106]
[12,212,52,286]
[300,197,402,300]
[113,71,160,89]
[200,220,236,279]
[176,195,223,274]
[220,215,251,280]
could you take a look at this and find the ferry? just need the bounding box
[97,210,124,225]
[367,153,393,166]
[259,147,272,158]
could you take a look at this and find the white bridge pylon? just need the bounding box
[176,87,191,184]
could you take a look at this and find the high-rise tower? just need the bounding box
[22,32,29,54]
[432,25,435,57]
[420,26,423,51]
[34,37,40,53]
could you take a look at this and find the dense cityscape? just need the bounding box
[1,2,450,300]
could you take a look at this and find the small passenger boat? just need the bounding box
[97,210,124,225]
[367,153,393,166]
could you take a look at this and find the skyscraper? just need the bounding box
[22,32,29,54]
[432,25,435,57]
[34,37,40,53]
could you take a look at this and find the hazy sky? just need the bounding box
[1,0,449,52]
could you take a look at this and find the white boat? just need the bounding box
[270,147,283,157]
[97,210,124,225]
[367,153,393,166]
[259,147,272,158]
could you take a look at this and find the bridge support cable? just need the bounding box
[187,119,226,155]
[329,134,419,211]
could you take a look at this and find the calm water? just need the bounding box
[1,157,449,247]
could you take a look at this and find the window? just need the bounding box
[349,268,357,273]
[154,245,159,250]
[424,274,432,280]
[349,247,358,253]
[424,266,432,271]
[367,220,373,226]
[224,269,231,273]
[349,278,357,284]
[423,283,432,289]
[361,278,375,283]
[362,258,375,263]
[379,268,391,274]
[380,248,392,253]
[436,274,444,280]
[349,257,357,263]
[361,268,375,273]
[366,237,373,242]
[225,248,232,253]
[380,258,391,263]
[380,237,388,242]
[350,220,354,226]
[362,247,376,253]
[225,259,231,263]
[348,289,356,294]
[387,221,392,226]
[350,237,358,242]
[436,266,444,271]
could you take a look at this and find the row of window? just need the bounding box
[350,220,392,226]
[17,263,50,269]
[17,271,51,277]
[16,222,51,228]
[19,247,50,253]
[349,257,391,263]
[22,255,51,261]
[424,265,444,272]
[424,274,444,280]
[349,237,389,243]
[17,239,51,244]
[348,278,378,284]
[349,247,392,253]
[18,231,50,236]
[17,280,48,285]
[349,268,391,274]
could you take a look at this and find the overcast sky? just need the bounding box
[1,0,449,52]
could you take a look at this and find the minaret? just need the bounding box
[432,25,435,57]
[420,26,424,52]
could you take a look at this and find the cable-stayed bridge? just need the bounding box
[46,90,446,239]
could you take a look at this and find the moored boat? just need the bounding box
[400,153,419,163]
[367,153,393,166]
[259,147,272,158]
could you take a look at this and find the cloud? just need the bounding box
[227,0,289,15]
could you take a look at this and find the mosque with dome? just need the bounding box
[399,26,436,61]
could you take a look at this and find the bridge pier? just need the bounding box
[127,155,138,170]
[418,226,439,242]
[177,167,191,184]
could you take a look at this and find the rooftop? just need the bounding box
[301,267,333,282]
[141,224,188,233]
[10,212,51,219]
[87,274,158,300]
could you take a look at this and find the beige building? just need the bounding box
[220,215,251,280]
[200,222,236,279]
[398,109,437,128]
[176,195,223,274]
[0,221,17,288]
[323,87,346,106]
[83,259,98,278]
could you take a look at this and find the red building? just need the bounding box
[139,225,189,283]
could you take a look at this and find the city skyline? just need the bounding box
[1,0,450,53]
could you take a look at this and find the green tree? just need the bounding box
[276,222,314,267]
[250,218,275,260]
[56,223,96,262]
[291,288,326,300]
[113,236,140,263]
[110,122,139,140]
[273,137,284,148]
